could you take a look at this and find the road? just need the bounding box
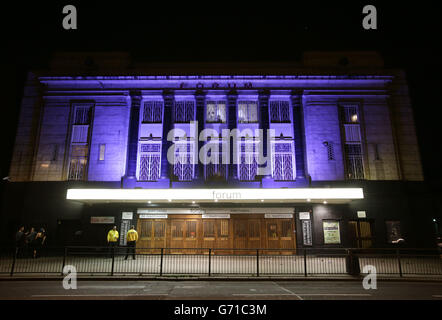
[0,280,441,300]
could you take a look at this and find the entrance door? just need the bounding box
[233,219,262,254]
[348,220,374,248]
[202,219,230,254]
[137,219,166,253]
[170,219,200,254]
[265,219,296,254]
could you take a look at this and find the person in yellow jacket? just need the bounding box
[124,226,138,260]
[107,226,119,257]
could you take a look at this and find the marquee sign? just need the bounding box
[67,188,364,203]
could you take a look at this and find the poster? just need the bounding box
[302,220,312,246]
[323,221,341,244]
[120,220,130,246]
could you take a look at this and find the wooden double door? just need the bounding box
[348,219,374,248]
[136,214,296,254]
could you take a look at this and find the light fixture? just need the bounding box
[192,201,196,204]
[148,201,152,204]
[261,199,264,202]
[323,200,327,204]
[307,198,311,202]
[351,114,358,122]
[214,199,218,202]
[433,219,437,222]
[168,199,172,202]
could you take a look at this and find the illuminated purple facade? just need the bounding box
[2,52,433,250]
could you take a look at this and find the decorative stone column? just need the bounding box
[259,89,271,182]
[194,90,205,181]
[124,90,141,181]
[160,90,174,181]
[291,90,307,180]
[227,90,238,180]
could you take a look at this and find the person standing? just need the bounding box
[26,227,37,258]
[124,226,138,260]
[107,226,119,257]
[34,228,47,259]
[15,226,25,258]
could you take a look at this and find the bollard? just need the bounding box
[346,249,360,276]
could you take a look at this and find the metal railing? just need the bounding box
[1,246,441,277]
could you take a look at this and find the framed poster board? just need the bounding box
[323,220,341,244]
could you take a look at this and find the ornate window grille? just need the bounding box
[238,139,258,181]
[345,143,365,180]
[327,142,335,160]
[138,143,161,181]
[340,104,365,180]
[204,141,227,180]
[206,100,226,123]
[271,142,295,181]
[73,107,91,125]
[173,142,195,181]
[142,101,163,123]
[269,100,291,123]
[237,101,258,123]
[174,101,195,123]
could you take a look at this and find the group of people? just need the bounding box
[15,226,47,259]
[107,225,138,260]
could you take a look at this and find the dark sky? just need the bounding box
[1,1,441,191]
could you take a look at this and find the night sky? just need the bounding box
[1,2,441,193]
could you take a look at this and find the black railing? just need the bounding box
[1,246,441,277]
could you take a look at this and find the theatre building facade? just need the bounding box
[2,52,436,252]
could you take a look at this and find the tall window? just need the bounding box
[340,104,365,180]
[138,143,161,181]
[269,101,290,122]
[238,139,258,181]
[271,142,295,181]
[142,101,163,123]
[68,105,92,180]
[173,141,195,181]
[204,141,227,180]
[68,146,89,180]
[237,101,258,123]
[206,100,226,123]
[174,101,195,123]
